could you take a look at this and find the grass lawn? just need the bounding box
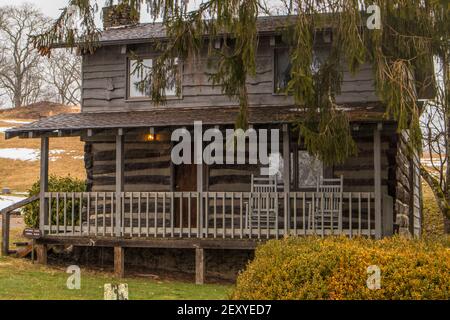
[0,257,232,300]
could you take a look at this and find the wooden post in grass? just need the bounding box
[195,247,205,285]
[114,246,125,278]
[1,212,10,256]
[36,244,48,265]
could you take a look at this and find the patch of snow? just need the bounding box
[0,148,66,162]
[50,150,65,155]
[1,120,32,124]
[0,127,12,133]
[0,196,26,211]
[0,148,40,161]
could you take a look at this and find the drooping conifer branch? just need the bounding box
[29,0,449,165]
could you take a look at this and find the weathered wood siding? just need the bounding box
[81,37,378,112]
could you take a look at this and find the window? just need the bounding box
[274,48,321,94]
[291,150,323,189]
[274,48,291,93]
[128,58,179,99]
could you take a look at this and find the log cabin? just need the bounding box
[5,6,427,282]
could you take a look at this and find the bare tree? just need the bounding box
[45,49,81,105]
[0,4,49,108]
[421,57,450,234]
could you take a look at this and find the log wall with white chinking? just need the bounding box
[83,134,172,192]
[81,37,379,113]
[411,151,422,237]
[394,130,422,237]
[332,127,398,195]
[395,131,412,235]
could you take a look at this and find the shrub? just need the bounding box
[232,236,450,300]
[23,175,86,228]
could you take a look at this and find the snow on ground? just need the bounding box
[421,157,444,168]
[0,195,26,211]
[0,127,12,133]
[0,148,39,161]
[0,148,66,161]
[0,120,32,124]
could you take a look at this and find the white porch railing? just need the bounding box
[42,192,377,239]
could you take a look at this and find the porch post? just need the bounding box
[196,125,204,238]
[39,137,49,233]
[115,130,124,237]
[1,212,10,256]
[374,123,382,239]
[195,247,205,285]
[282,124,291,234]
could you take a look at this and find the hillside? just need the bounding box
[0,102,85,193]
[0,102,80,120]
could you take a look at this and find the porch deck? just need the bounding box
[42,191,377,240]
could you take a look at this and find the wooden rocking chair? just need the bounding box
[308,175,344,231]
[245,175,280,230]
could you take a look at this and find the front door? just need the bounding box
[174,164,197,228]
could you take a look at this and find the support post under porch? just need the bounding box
[36,244,48,265]
[195,247,205,285]
[114,246,125,278]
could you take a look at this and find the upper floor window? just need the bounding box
[274,48,321,94]
[274,48,291,94]
[128,58,179,99]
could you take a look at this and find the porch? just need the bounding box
[4,107,393,241]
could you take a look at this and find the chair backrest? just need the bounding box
[316,176,344,194]
[250,175,278,212]
[316,175,343,212]
[251,175,278,193]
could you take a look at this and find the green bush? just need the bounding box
[23,175,86,228]
[232,236,450,300]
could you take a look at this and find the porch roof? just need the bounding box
[4,104,386,139]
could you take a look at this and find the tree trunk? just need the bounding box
[444,50,450,234]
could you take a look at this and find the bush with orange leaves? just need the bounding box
[231,236,450,300]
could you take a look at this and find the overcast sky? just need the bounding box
[0,0,69,18]
[0,0,161,24]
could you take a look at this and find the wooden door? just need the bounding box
[175,164,197,228]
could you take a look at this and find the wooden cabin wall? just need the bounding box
[81,37,378,113]
[411,151,422,237]
[328,127,397,196]
[395,130,422,236]
[83,134,172,192]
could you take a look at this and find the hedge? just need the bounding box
[232,236,450,300]
[23,175,86,228]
